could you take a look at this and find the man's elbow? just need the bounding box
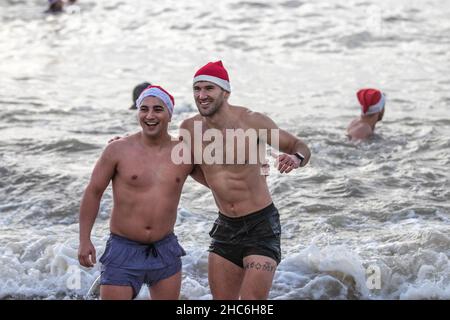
[84,183,105,200]
[304,147,312,165]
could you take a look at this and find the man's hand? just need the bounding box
[108,136,123,144]
[108,133,131,144]
[78,240,97,268]
[275,153,301,174]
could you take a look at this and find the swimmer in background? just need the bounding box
[46,0,77,13]
[347,88,386,141]
[130,82,152,110]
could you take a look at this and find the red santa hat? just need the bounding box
[357,88,386,115]
[193,61,231,92]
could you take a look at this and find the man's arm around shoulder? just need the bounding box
[179,119,210,188]
[190,165,210,188]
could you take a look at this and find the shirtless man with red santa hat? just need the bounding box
[347,88,386,140]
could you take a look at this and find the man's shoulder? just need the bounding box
[229,105,258,120]
[104,133,139,153]
[236,107,275,129]
[347,117,362,128]
[230,105,252,115]
[180,114,202,128]
[347,122,373,140]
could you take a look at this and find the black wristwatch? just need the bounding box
[294,152,305,166]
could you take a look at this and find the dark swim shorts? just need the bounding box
[99,232,186,298]
[208,203,281,268]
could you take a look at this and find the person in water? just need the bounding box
[78,85,206,299]
[347,88,386,141]
[130,82,152,110]
[46,0,76,13]
[180,60,311,299]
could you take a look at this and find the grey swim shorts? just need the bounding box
[99,232,186,298]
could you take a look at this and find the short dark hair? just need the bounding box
[130,82,151,109]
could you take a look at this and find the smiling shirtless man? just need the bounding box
[78,85,200,300]
[180,61,311,299]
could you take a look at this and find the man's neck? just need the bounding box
[140,132,171,149]
[203,103,234,129]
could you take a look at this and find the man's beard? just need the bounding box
[197,95,224,117]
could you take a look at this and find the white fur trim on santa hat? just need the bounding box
[136,87,174,115]
[193,75,231,92]
[363,93,386,115]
